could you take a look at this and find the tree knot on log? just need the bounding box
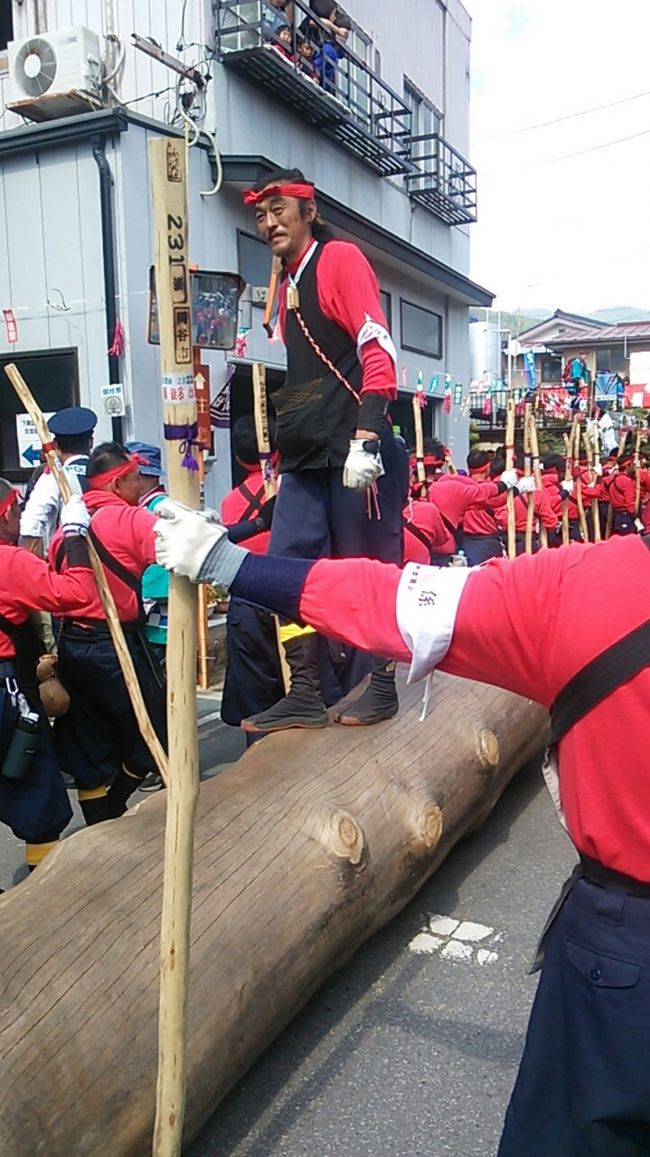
[476,728,500,775]
[420,803,444,850]
[322,810,365,866]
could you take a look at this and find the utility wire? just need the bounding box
[481,88,650,142]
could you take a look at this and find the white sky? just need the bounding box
[468,0,650,314]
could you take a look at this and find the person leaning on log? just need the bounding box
[0,479,95,874]
[48,443,168,826]
[492,457,558,555]
[425,439,529,565]
[602,448,648,536]
[154,500,650,1155]
[240,166,407,733]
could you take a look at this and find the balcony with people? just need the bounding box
[215,0,412,177]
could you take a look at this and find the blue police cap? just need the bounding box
[125,441,163,477]
[48,406,97,437]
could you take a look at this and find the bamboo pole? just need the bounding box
[505,393,516,559]
[523,402,534,554]
[583,422,601,542]
[149,134,201,1157]
[562,416,578,546]
[194,356,210,692]
[574,420,589,542]
[605,431,628,539]
[262,255,282,337]
[4,363,169,784]
[252,361,290,694]
[528,407,547,549]
[412,393,426,497]
[634,428,642,520]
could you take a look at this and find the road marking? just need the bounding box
[198,709,223,727]
[410,913,501,965]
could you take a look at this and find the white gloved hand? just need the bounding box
[499,468,519,490]
[635,518,644,533]
[593,461,603,477]
[343,438,383,490]
[561,478,575,496]
[517,475,536,495]
[60,495,91,537]
[154,498,228,582]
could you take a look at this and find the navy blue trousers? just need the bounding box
[0,687,71,843]
[461,534,504,566]
[499,877,650,1156]
[270,425,405,564]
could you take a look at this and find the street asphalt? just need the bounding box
[0,703,575,1157]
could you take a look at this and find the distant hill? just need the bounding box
[590,306,650,323]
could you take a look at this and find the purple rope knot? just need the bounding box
[164,421,201,472]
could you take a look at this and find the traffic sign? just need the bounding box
[16,412,54,467]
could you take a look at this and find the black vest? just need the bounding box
[270,243,361,472]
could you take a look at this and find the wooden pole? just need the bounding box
[574,420,589,542]
[412,393,426,497]
[634,428,642,519]
[149,134,201,1157]
[252,362,290,694]
[528,407,547,549]
[505,393,516,559]
[262,255,282,337]
[605,431,628,539]
[583,422,601,542]
[562,416,578,546]
[523,402,534,554]
[4,363,169,784]
[194,353,210,692]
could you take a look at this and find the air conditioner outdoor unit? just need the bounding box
[7,27,103,121]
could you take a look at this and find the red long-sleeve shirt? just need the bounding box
[494,488,558,532]
[279,241,396,400]
[289,536,650,880]
[603,471,637,513]
[220,470,271,555]
[0,540,94,658]
[427,475,501,533]
[402,500,450,563]
[49,491,157,622]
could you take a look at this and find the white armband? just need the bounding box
[357,315,397,367]
[396,562,472,683]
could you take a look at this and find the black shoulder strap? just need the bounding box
[401,516,437,564]
[549,537,650,744]
[437,508,464,551]
[87,527,145,625]
[237,481,265,522]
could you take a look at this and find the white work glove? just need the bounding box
[154,499,230,583]
[560,479,575,496]
[343,438,384,490]
[517,475,536,495]
[60,495,91,537]
[593,461,603,477]
[499,468,519,490]
[635,518,644,533]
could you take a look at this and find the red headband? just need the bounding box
[88,454,147,491]
[468,464,489,475]
[243,182,316,205]
[0,488,19,517]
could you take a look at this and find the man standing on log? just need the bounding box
[154,505,650,1156]
[239,167,405,733]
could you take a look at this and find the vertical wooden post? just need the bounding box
[583,422,601,542]
[634,428,642,520]
[252,362,290,693]
[562,416,578,546]
[505,394,516,560]
[574,420,589,542]
[149,136,200,1157]
[412,394,426,498]
[528,409,547,549]
[523,402,534,554]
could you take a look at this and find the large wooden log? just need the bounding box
[0,671,548,1155]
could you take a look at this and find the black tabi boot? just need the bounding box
[241,633,328,734]
[334,658,399,726]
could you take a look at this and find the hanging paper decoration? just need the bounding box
[453,383,463,406]
[427,374,439,395]
[210,382,231,429]
[482,387,493,417]
[442,377,452,414]
[401,366,407,389]
[107,317,125,358]
[414,370,427,408]
[234,327,250,358]
[3,308,18,344]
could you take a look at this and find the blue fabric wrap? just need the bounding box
[230,553,316,624]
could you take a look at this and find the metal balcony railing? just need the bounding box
[407,133,477,225]
[215,1,413,177]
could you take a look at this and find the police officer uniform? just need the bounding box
[20,406,97,550]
